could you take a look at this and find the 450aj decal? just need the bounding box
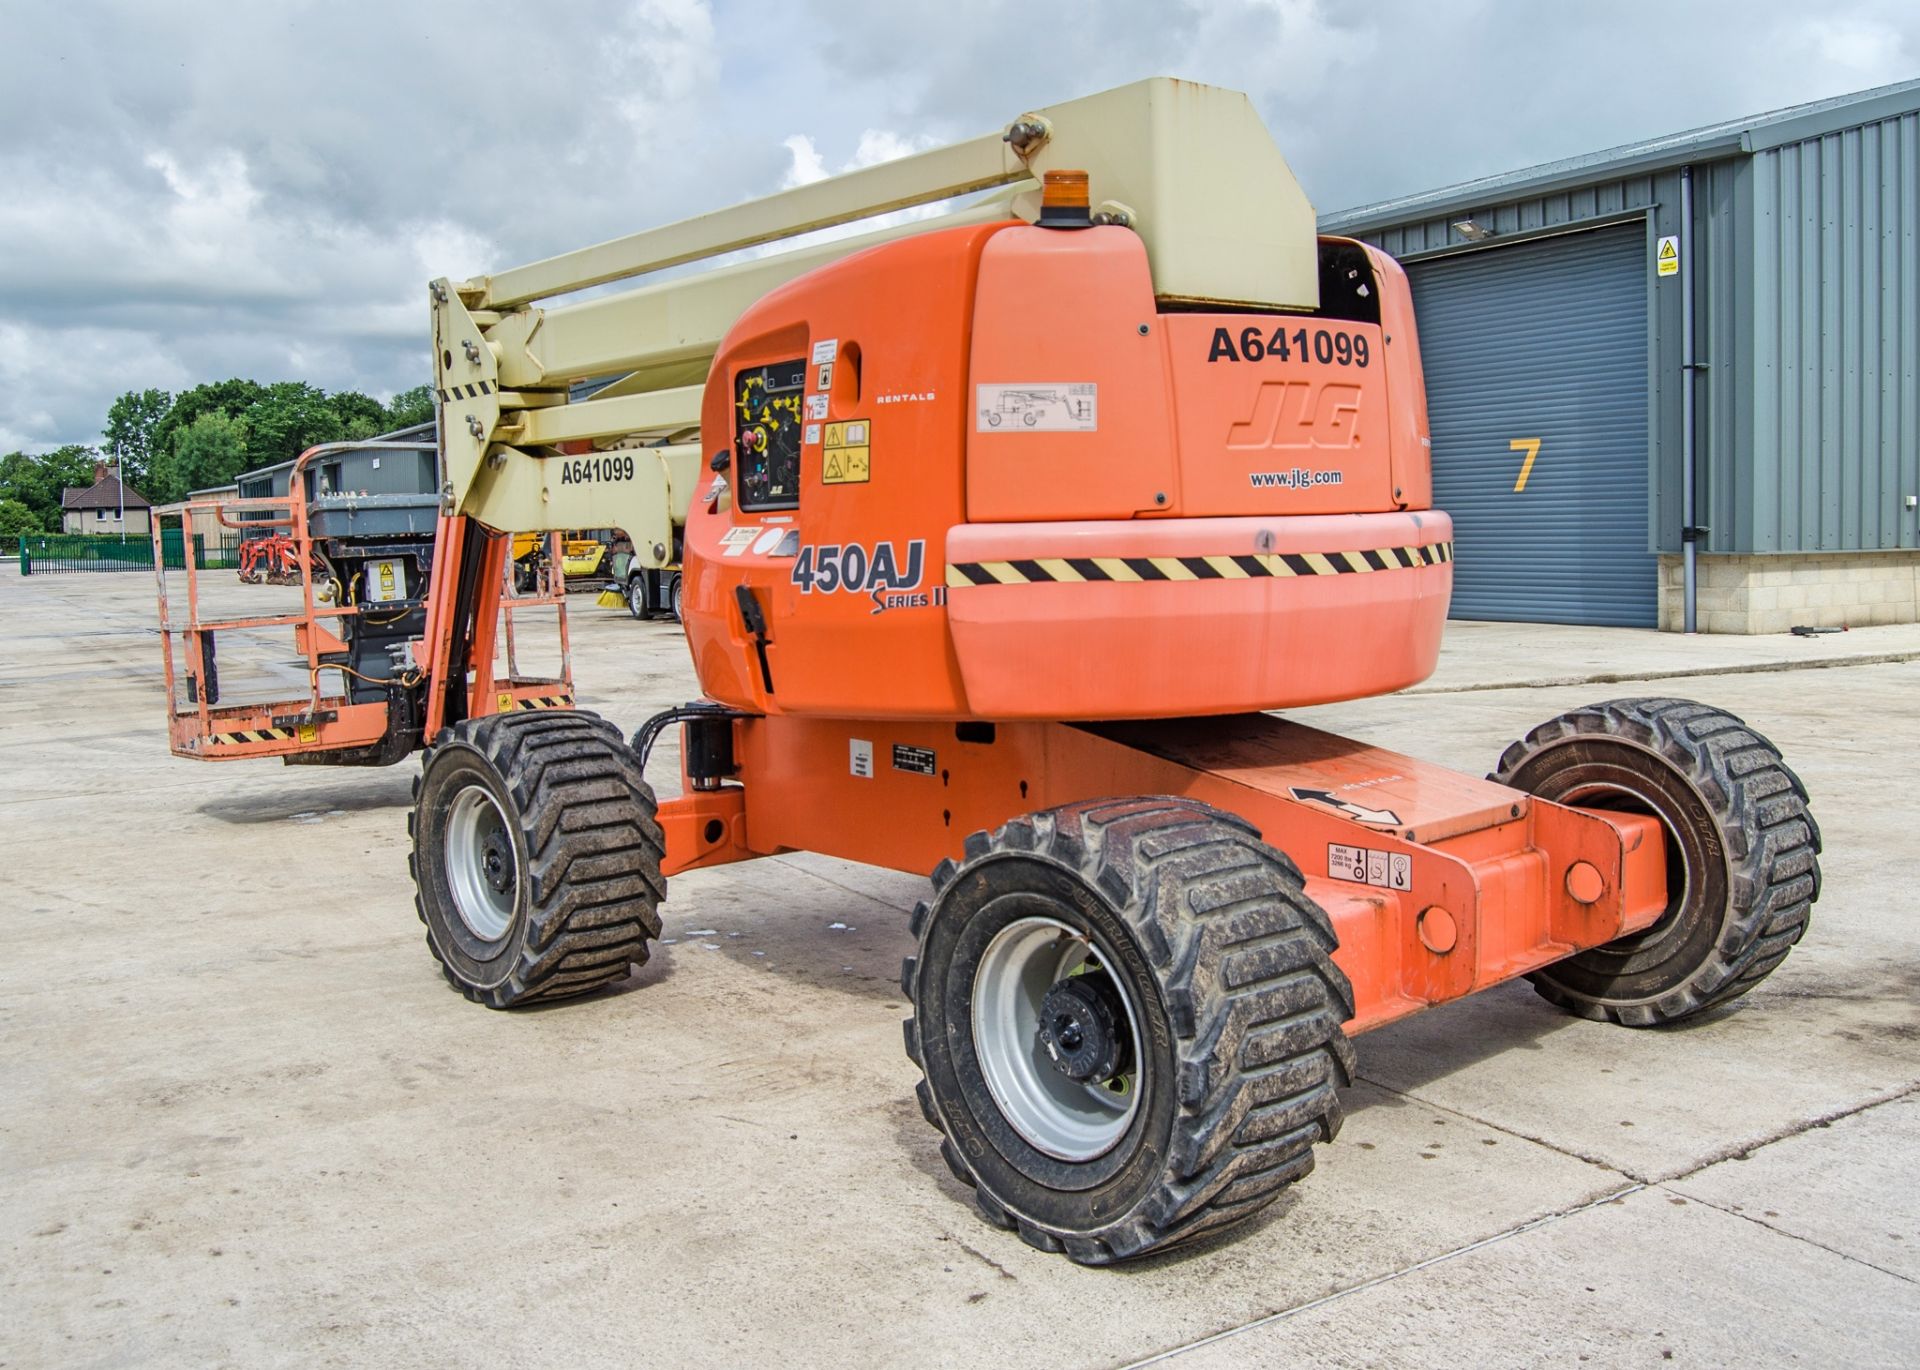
[790,538,943,614]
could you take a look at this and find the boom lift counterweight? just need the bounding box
[151,78,1820,1264]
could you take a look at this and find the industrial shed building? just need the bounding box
[1322,79,1920,632]
[235,423,437,504]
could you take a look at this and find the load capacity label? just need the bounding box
[1329,843,1411,891]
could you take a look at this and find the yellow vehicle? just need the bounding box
[511,528,613,591]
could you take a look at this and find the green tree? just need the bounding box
[151,412,249,505]
[0,446,105,529]
[0,452,54,524]
[240,382,344,470]
[328,389,390,440]
[152,379,269,463]
[102,387,173,488]
[385,384,435,429]
[0,497,40,538]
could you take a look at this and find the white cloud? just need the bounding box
[2,0,1917,451]
[782,135,831,188]
[0,322,194,451]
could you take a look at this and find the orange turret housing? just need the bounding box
[686,223,1449,720]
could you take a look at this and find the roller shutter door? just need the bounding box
[1407,223,1654,626]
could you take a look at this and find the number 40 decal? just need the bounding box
[1509,437,1542,492]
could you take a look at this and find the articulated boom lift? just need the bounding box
[155,79,1820,1264]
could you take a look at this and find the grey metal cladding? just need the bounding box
[1746,111,1920,552]
[1326,81,1920,561]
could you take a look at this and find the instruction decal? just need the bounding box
[1289,786,1402,826]
[719,525,758,557]
[1328,843,1412,891]
[804,422,821,445]
[976,383,1097,432]
[822,419,871,485]
[1656,236,1679,278]
[815,362,833,391]
[892,744,937,776]
[850,738,873,779]
[812,338,838,365]
[805,393,829,421]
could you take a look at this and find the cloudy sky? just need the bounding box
[3,0,1915,452]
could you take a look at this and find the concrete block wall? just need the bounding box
[1658,552,1920,633]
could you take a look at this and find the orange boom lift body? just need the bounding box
[147,80,1818,1264]
[664,219,1664,1036]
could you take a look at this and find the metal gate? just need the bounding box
[16,530,228,574]
[1408,222,1654,626]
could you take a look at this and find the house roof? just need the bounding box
[62,473,151,510]
[1322,76,1920,234]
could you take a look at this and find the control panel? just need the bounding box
[734,359,807,509]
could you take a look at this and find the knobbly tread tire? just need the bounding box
[901,797,1356,1265]
[1494,696,1820,1026]
[409,709,666,1008]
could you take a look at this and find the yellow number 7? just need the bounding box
[1509,437,1542,492]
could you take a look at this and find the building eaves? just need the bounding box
[1322,77,1920,235]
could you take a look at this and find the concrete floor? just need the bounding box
[2,566,1916,1369]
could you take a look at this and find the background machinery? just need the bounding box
[151,79,1821,1264]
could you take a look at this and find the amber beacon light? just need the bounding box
[1037,169,1093,228]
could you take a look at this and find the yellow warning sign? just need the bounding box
[1656,235,1679,278]
[822,416,871,485]
[823,448,871,484]
[297,723,318,743]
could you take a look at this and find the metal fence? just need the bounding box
[15,531,242,575]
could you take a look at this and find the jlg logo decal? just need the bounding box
[1226,381,1364,450]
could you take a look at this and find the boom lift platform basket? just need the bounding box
[152,440,574,764]
[151,77,1820,1265]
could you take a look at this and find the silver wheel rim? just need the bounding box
[628,580,645,616]
[971,915,1143,1162]
[445,785,517,942]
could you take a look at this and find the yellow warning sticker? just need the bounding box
[822,416,871,485]
[498,692,514,712]
[1656,235,1679,278]
[823,449,871,483]
[297,722,318,743]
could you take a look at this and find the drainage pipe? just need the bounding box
[1680,165,1699,634]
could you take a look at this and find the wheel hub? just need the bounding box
[971,916,1144,1162]
[1038,976,1126,1082]
[482,838,512,893]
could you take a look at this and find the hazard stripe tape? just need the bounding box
[506,695,573,711]
[435,380,496,403]
[945,541,1452,588]
[209,727,298,746]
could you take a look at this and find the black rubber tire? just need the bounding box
[409,709,666,1008]
[901,797,1356,1264]
[626,575,652,621]
[668,572,684,624]
[1494,697,1820,1026]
